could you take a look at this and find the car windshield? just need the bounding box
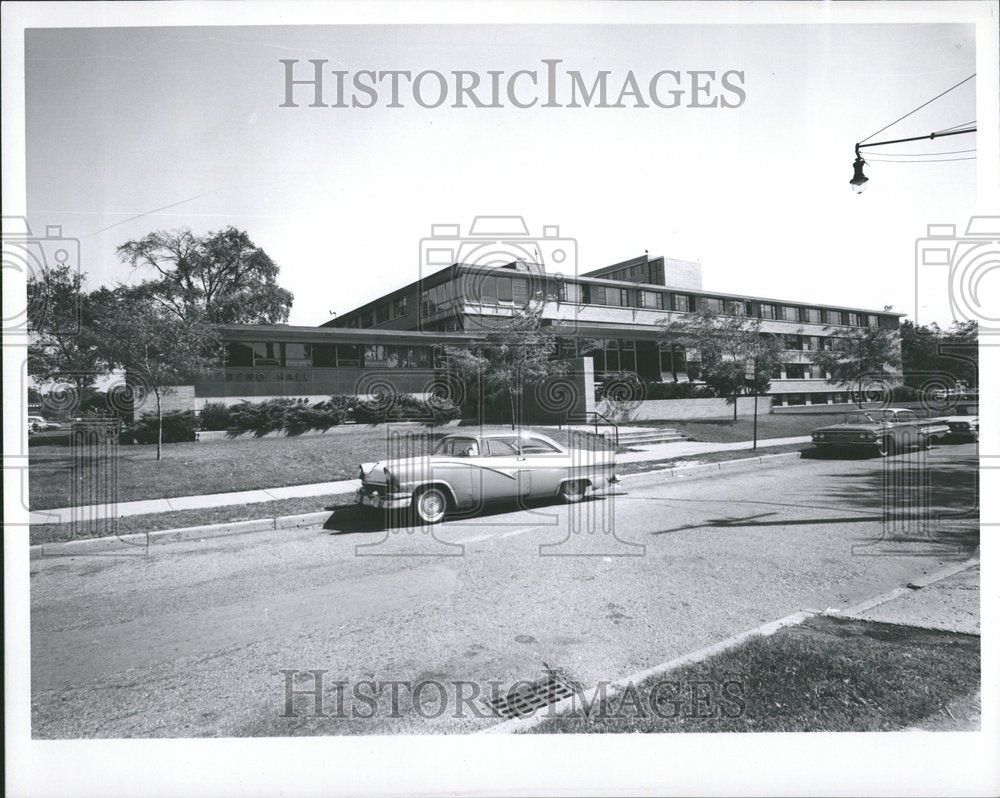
[844,412,876,424]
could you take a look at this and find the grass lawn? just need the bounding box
[530,614,980,733]
[651,413,827,443]
[28,492,359,545]
[28,423,613,511]
[29,444,811,544]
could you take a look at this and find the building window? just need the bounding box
[786,393,807,406]
[781,334,801,350]
[785,363,807,379]
[478,274,498,304]
[671,294,694,313]
[641,290,663,310]
[590,285,607,305]
[782,306,800,322]
[759,303,776,319]
[364,344,386,365]
[285,343,312,367]
[620,339,636,371]
[801,335,822,351]
[648,260,664,284]
[313,343,336,367]
[659,343,685,374]
[252,342,282,367]
[808,364,825,379]
[560,283,581,303]
[868,315,880,328]
[392,296,408,318]
[361,311,374,328]
[497,276,514,302]
[845,311,862,326]
[701,297,724,314]
[512,278,528,303]
[804,308,822,324]
[225,343,254,367]
[725,299,747,316]
[376,304,390,325]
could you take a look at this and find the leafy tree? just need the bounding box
[809,326,902,407]
[443,301,567,428]
[27,264,112,399]
[899,319,978,391]
[659,309,783,420]
[116,227,293,324]
[96,292,221,459]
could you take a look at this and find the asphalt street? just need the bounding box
[30,443,979,737]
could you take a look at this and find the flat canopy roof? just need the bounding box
[215,323,484,344]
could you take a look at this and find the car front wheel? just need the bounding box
[414,486,448,524]
[875,437,895,457]
[559,480,587,503]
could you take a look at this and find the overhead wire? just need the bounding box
[859,74,976,144]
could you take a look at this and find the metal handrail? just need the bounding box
[564,410,619,448]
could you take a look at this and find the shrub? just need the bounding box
[890,384,921,402]
[123,410,198,444]
[353,394,458,425]
[199,401,231,431]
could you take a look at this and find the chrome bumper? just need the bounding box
[357,488,412,510]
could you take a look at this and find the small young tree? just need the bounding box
[97,292,221,459]
[810,326,902,407]
[659,309,783,421]
[443,301,567,428]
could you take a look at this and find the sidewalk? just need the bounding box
[29,434,810,525]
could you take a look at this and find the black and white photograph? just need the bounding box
[3,2,998,796]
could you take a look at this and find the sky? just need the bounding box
[24,23,979,328]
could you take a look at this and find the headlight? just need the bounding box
[383,467,398,491]
[814,433,825,440]
[358,464,365,481]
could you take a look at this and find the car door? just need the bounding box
[518,436,569,496]
[474,437,524,504]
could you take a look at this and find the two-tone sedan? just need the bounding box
[811,408,950,457]
[357,430,619,524]
[936,405,979,442]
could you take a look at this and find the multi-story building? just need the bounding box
[174,253,902,414]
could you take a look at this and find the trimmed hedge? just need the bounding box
[193,393,457,436]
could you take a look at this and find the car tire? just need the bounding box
[875,437,895,457]
[414,486,448,525]
[559,480,587,503]
[923,435,937,451]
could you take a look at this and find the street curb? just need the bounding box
[478,555,982,734]
[29,452,806,558]
[30,511,331,559]
[478,609,815,735]
[622,450,803,484]
[829,555,980,617]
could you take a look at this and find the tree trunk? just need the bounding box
[733,386,738,421]
[156,391,163,461]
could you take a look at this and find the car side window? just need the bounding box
[456,439,479,457]
[896,411,917,422]
[519,437,560,454]
[486,438,519,457]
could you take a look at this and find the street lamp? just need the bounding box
[849,126,975,194]
[850,146,868,194]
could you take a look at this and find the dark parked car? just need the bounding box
[811,408,950,457]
